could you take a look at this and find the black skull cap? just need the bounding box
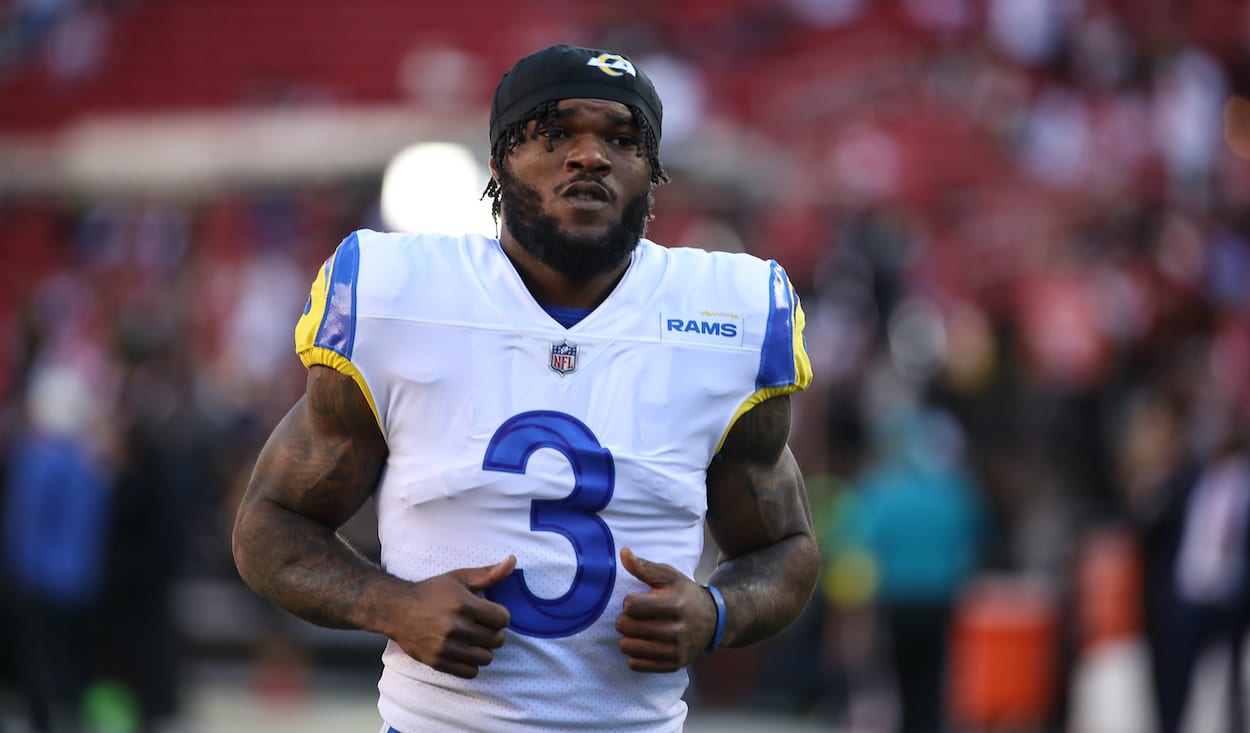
[489,44,662,147]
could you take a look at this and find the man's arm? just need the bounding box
[232,365,515,679]
[704,394,819,647]
[232,364,389,628]
[614,395,819,671]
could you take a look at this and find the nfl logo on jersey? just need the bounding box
[549,341,578,375]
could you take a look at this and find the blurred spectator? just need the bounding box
[1162,442,1250,733]
[3,324,120,731]
[91,339,217,732]
[849,402,987,733]
[0,0,70,70]
[987,0,1072,67]
[1152,48,1228,207]
[1131,392,1250,732]
[42,0,108,88]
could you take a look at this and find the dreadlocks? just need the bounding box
[482,100,669,221]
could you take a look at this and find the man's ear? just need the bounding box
[488,155,499,183]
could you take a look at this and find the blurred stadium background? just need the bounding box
[2,1,1249,731]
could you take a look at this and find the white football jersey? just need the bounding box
[295,229,812,732]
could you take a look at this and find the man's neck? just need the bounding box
[498,232,631,309]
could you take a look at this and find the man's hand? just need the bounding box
[386,556,517,679]
[615,547,717,673]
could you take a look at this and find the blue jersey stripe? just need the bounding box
[314,232,361,359]
[756,260,797,390]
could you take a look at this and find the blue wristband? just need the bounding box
[702,584,726,651]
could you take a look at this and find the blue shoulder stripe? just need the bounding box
[756,260,797,390]
[314,232,361,359]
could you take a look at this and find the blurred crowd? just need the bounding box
[2,1,1250,732]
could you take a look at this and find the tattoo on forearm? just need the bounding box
[710,533,819,648]
[242,509,380,629]
[234,366,389,631]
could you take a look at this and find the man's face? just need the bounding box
[493,98,654,280]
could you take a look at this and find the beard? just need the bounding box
[498,168,653,280]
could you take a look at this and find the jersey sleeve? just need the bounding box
[294,231,382,430]
[756,259,813,393]
[716,259,813,452]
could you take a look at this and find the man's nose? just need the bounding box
[565,135,611,174]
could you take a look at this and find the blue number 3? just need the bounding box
[482,410,616,638]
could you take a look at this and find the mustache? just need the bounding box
[554,174,616,202]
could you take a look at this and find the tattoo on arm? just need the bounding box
[270,365,383,524]
[232,365,392,630]
[705,396,820,647]
[718,394,791,464]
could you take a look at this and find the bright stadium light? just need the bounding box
[380,142,496,236]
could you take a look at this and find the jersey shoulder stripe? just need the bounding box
[300,231,361,359]
[712,258,812,453]
[294,231,380,428]
[757,259,813,391]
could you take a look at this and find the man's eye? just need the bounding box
[613,136,638,148]
[540,127,568,139]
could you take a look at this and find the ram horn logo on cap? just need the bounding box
[585,53,637,78]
